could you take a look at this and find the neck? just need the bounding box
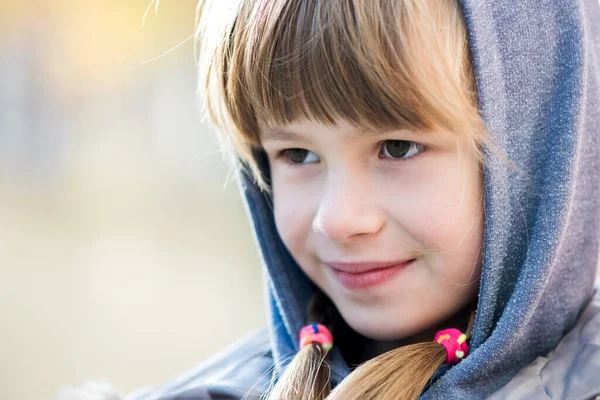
[337,304,475,369]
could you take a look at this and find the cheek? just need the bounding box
[271,177,317,258]
[383,155,484,278]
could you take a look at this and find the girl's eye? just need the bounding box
[284,148,320,164]
[380,140,424,160]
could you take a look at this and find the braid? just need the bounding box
[327,309,476,400]
[263,291,333,400]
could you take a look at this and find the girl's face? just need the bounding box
[261,119,484,341]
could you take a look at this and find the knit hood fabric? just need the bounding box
[238,0,600,398]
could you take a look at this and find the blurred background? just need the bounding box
[0,1,265,399]
[2,2,600,400]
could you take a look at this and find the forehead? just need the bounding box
[259,119,393,141]
[258,118,462,144]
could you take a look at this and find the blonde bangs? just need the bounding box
[196,0,484,187]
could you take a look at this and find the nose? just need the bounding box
[312,171,386,243]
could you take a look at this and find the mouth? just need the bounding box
[325,259,415,290]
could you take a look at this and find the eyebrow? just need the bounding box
[260,126,400,143]
[260,129,309,143]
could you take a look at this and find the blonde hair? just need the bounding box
[195,0,485,190]
[195,0,483,398]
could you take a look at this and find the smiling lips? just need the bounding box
[325,259,415,289]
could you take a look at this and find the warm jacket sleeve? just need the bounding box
[126,327,274,400]
[488,286,600,400]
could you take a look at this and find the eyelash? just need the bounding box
[377,141,428,162]
[277,140,428,164]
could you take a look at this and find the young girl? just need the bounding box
[122,0,600,399]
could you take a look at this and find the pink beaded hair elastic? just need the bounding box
[434,328,469,365]
[299,323,334,354]
[299,323,467,364]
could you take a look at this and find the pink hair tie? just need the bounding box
[299,323,333,354]
[434,328,469,365]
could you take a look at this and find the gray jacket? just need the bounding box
[127,288,600,400]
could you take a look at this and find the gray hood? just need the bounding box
[238,0,600,398]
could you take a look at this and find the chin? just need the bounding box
[336,302,430,341]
